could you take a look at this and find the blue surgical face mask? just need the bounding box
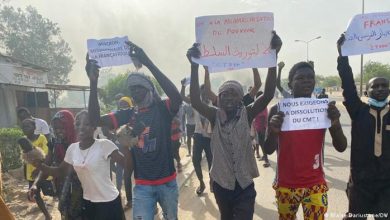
[368,98,388,108]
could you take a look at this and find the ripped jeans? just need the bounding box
[132,179,178,220]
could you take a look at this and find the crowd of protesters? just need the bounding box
[0,30,388,220]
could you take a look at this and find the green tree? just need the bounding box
[317,75,341,88]
[0,5,74,85]
[100,73,130,107]
[363,61,390,84]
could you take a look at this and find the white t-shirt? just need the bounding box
[64,139,119,202]
[183,103,195,125]
[34,118,50,135]
[194,111,211,138]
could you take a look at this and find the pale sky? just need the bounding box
[5,0,390,89]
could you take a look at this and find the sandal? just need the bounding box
[196,184,205,195]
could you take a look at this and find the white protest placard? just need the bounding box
[193,12,276,73]
[278,98,331,131]
[342,12,390,56]
[87,36,132,68]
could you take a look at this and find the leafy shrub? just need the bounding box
[0,128,23,171]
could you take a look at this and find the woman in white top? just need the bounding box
[34,110,129,220]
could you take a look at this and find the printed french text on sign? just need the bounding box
[87,36,133,68]
[279,98,331,131]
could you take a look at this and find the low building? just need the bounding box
[0,53,89,128]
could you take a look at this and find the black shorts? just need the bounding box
[84,195,124,220]
[186,124,195,137]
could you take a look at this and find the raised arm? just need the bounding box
[86,54,101,128]
[247,31,282,122]
[248,68,261,99]
[126,41,182,113]
[336,34,363,119]
[187,44,216,124]
[204,66,218,104]
[264,105,283,155]
[327,101,347,152]
[276,61,288,96]
[85,55,117,128]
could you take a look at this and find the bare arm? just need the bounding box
[187,45,216,124]
[246,31,282,122]
[190,64,217,124]
[127,41,182,113]
[327,101,347,152]
[276,62,289,95]
[85,54,117,128]
[248,68,261,99]
[86,65,116,129]
[204,66,218,104]
[264,106,283,155]
[37,160,72,178]
[121,147,134,187]
[247,67,276,122]
[110,149,125,168]
[32,144,53,188]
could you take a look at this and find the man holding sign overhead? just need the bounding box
[337,34,390,220]
[187,16,282,218]
[264,61,347,220]
[87,39,183,220]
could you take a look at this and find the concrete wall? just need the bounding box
[0,84,18,128]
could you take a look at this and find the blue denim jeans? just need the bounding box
[133,179,178,220]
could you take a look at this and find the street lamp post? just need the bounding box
[295,36,322,62]
[360,0,365,97]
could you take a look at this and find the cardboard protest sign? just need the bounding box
[193,12,276,72]
[342,12,390,56]
[87,36,132,67]
[278,98,331,131]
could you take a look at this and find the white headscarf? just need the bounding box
[127,73,161,108]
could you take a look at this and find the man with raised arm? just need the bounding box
[187,31,282,219]
[337,34,390,220]
[86,41,182,220]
